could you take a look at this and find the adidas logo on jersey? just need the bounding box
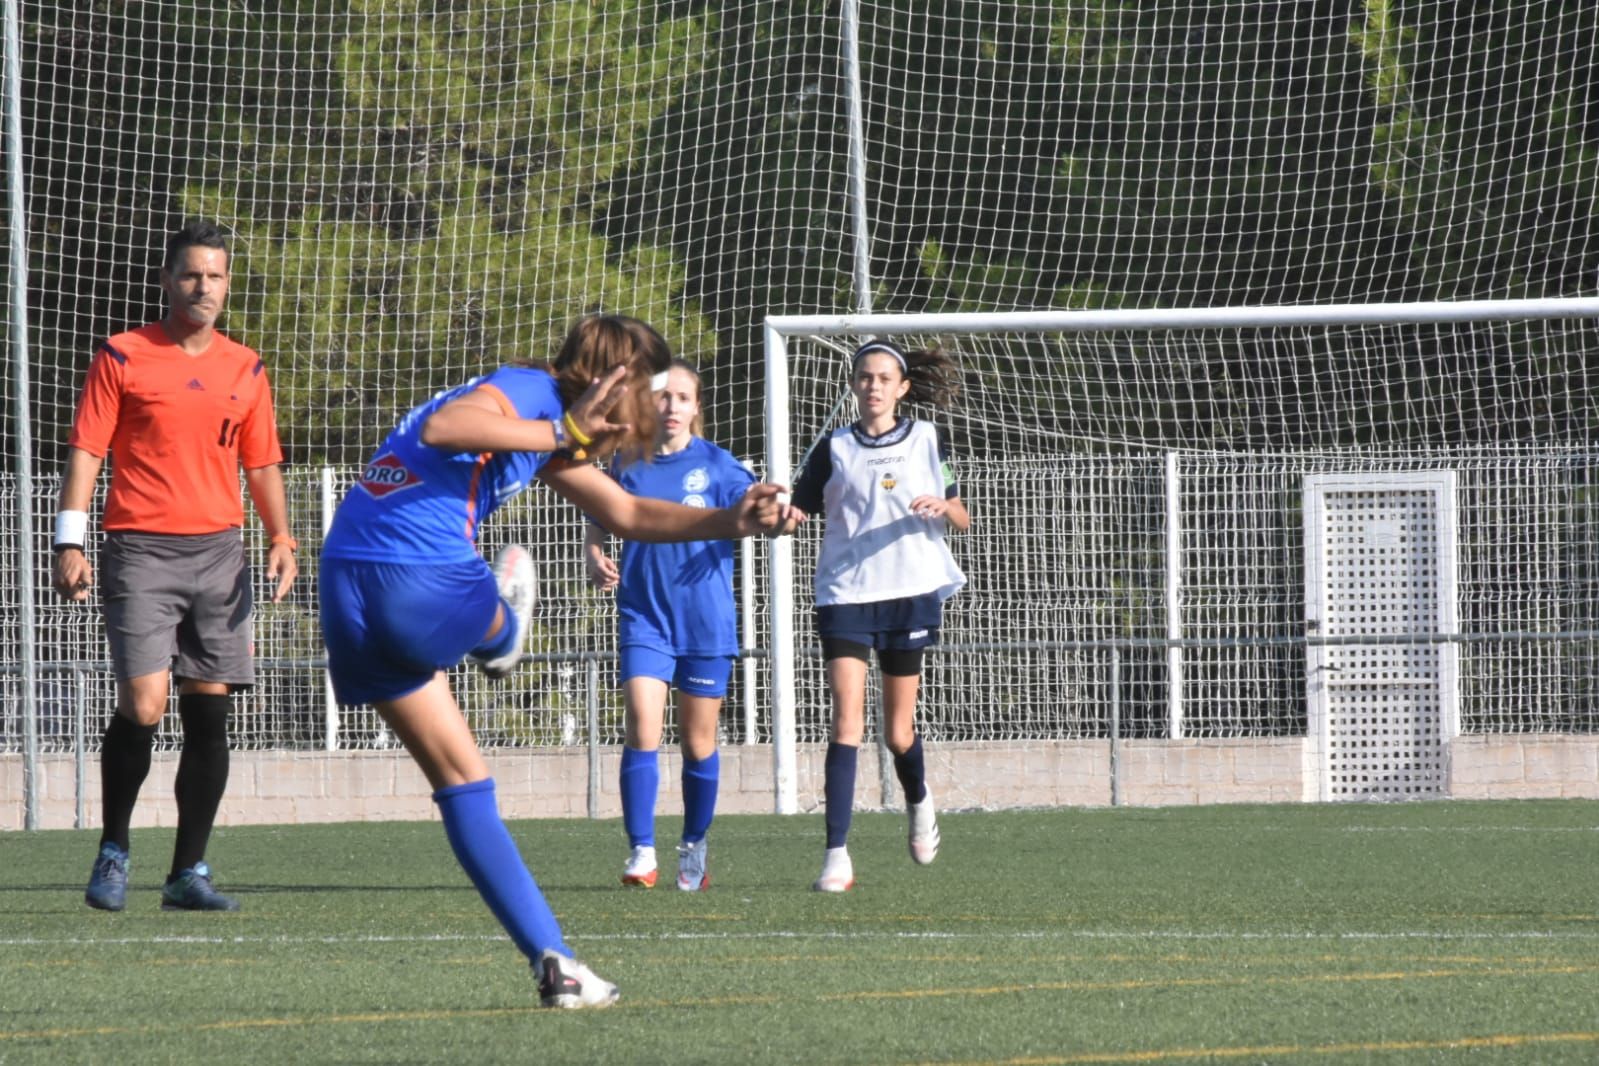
[186,378,205,390]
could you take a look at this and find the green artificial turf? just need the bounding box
[2,800,1595,1064]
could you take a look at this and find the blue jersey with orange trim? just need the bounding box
[323,367,562,564]
[603,437,756,656]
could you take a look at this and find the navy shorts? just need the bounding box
[814,592,943,651]
[619,646,733,698]
[320,557,500,706]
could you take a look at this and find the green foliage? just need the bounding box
[19,0,1599,466]
[158,2,720,463]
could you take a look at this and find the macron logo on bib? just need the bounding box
[357,453,424,499]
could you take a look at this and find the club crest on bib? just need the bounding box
[682,467,710,493]
[357,452,423,498]
[682,494,708,508]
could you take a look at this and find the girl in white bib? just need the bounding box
[778,338,969,892]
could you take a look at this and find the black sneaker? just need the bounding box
[537,949,618,1009]
[161,862,240,911]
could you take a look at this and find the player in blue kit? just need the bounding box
[319,315,786,1008]
[776,338,968,893]
[583,360,755,892]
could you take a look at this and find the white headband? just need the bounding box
[650,369,670,390]
[852,341,908,373]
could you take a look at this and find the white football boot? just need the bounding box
[812,846,854,893]
[907,786,940,865]
[471,545,536,680]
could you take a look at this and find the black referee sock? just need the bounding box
[100,714,158,854]
[171,693,232,879]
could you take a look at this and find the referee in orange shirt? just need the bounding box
[52,220,298,912]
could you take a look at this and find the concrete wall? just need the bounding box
[5,734,1596,831]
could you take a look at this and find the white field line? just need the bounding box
[4,927,1598,949]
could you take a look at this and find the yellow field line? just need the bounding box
[822,962,1596,1002]
[926,1030,1599,1065]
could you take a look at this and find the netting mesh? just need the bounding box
[6,2,1599,757]
[778,323,1599,743]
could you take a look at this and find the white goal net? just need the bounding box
[764,306,1599,810]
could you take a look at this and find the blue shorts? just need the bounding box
[815,592,943,650]
[320,557,500,705]
[619,645,733,698]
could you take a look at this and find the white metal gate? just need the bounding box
[1304,473,1459,801]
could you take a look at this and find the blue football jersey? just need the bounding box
[607,437,756,656]
[324,367,563,564]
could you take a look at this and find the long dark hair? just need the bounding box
[852,338,961,409]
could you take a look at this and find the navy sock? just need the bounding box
[172,693,232,879]
[680,751,719,845]
[618,747,659,848]
[823,742,859,849]
[100,714,157,854]
[434,778,570,961]
[891,735,928,805]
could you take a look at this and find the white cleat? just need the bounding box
[812,846,854,893]
[537,949,619,1009]
[621,844,658,888]
[676,839,710,892]
[472,545,536,680]
[907,787,940,866]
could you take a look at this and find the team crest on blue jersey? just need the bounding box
[357,453,423,498]
[683,467,710,493]
[682,494,708,508]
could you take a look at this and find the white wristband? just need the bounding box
[55,509,89,549]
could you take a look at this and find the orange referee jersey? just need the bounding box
[68,323,285,534]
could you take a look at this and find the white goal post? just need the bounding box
[763,299,1599,814]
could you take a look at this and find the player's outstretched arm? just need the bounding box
[773,503,809,537]
[541,463,786,541]
[422,365,631,454]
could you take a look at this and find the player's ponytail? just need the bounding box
[903,345,961,409]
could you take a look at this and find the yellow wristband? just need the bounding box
[562,411,594,447]
[270,533,299,552]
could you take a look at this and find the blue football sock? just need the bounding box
[467,597,517,659]
[823,742,859,849]
[434,778,570,961]
[619,746,659,848]
[892,734,928,805]
[680,750,720,844]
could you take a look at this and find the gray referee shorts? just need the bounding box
[100,530,255,687]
